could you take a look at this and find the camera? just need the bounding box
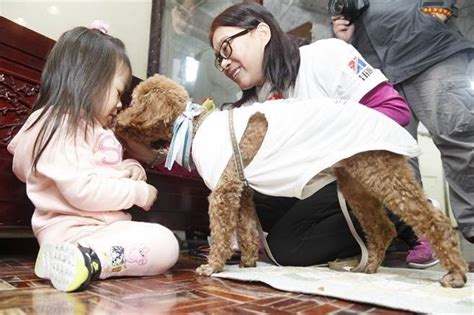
[328,0,370,22]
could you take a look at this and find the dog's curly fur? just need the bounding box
[115,74,190,147]
[116,74,468,288]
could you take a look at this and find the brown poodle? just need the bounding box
[115,74,468,288]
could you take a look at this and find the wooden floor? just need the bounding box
[0,239,415,315]
[1,235,473,315]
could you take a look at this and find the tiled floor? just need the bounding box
[1,235,472,314]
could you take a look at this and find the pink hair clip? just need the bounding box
[90,20,111,35]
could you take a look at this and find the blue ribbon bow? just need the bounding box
[165,102,203,171]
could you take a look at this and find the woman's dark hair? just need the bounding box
[209,2,301,107]
[29,26,132,171]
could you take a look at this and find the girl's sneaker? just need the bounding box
[406,237,439,269]
[34,242,101,292]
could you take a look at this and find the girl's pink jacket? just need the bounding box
[7,108,150,241]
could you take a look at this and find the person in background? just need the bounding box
[7,24,179,292]
[332,0,474,247]
[208,2,438,269]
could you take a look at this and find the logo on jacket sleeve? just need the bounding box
[94,131,123,165]
[348,56,374,81]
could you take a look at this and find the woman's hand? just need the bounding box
[331,16,355,43]
[121,137,156,163]
[432,13,448,22]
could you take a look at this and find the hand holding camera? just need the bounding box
[331,16,355,43]
[328,0,370,24]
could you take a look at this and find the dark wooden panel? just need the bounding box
[0,17,55,63]
[0,18,46,232]
[0,159,34,227]
[0,43,49,75]
[129,173,210,231]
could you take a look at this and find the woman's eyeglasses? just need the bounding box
[214,28,253,72]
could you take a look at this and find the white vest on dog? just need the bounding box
[192,98,421,199]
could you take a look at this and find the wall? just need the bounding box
[1,0,152,80]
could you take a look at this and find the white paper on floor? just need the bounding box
[212,262,474,314]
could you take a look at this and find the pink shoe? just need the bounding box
[406,237,439,269]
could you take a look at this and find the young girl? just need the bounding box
[7,25,179,292]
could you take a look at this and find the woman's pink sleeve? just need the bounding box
[359,82,411,126]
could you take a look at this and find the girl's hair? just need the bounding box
[209,2,301,107]
[29,26,132,171]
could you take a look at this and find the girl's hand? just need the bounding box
[124,164,146,181]
[143,184,158,211]
[331,16,355,43]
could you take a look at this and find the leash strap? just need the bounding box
[228,109,249,187]
[228,109,279,263]
[256,216,282,266]
[257,187,365,269]
[336,185,369,272]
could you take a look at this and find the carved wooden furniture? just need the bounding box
[0,17,210,238]
[0,17,50,236]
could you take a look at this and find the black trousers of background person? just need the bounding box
[255,181,418,266]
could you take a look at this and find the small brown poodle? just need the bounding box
[116,74,468,288]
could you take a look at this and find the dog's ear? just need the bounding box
[137,74,190,125]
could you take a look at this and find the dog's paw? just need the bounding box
[440,271,466,288]
[239,254,258,268]
[349,262,379,274]
[239,261,257,268]
[196,264,217,276]
[362,262,379,274]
